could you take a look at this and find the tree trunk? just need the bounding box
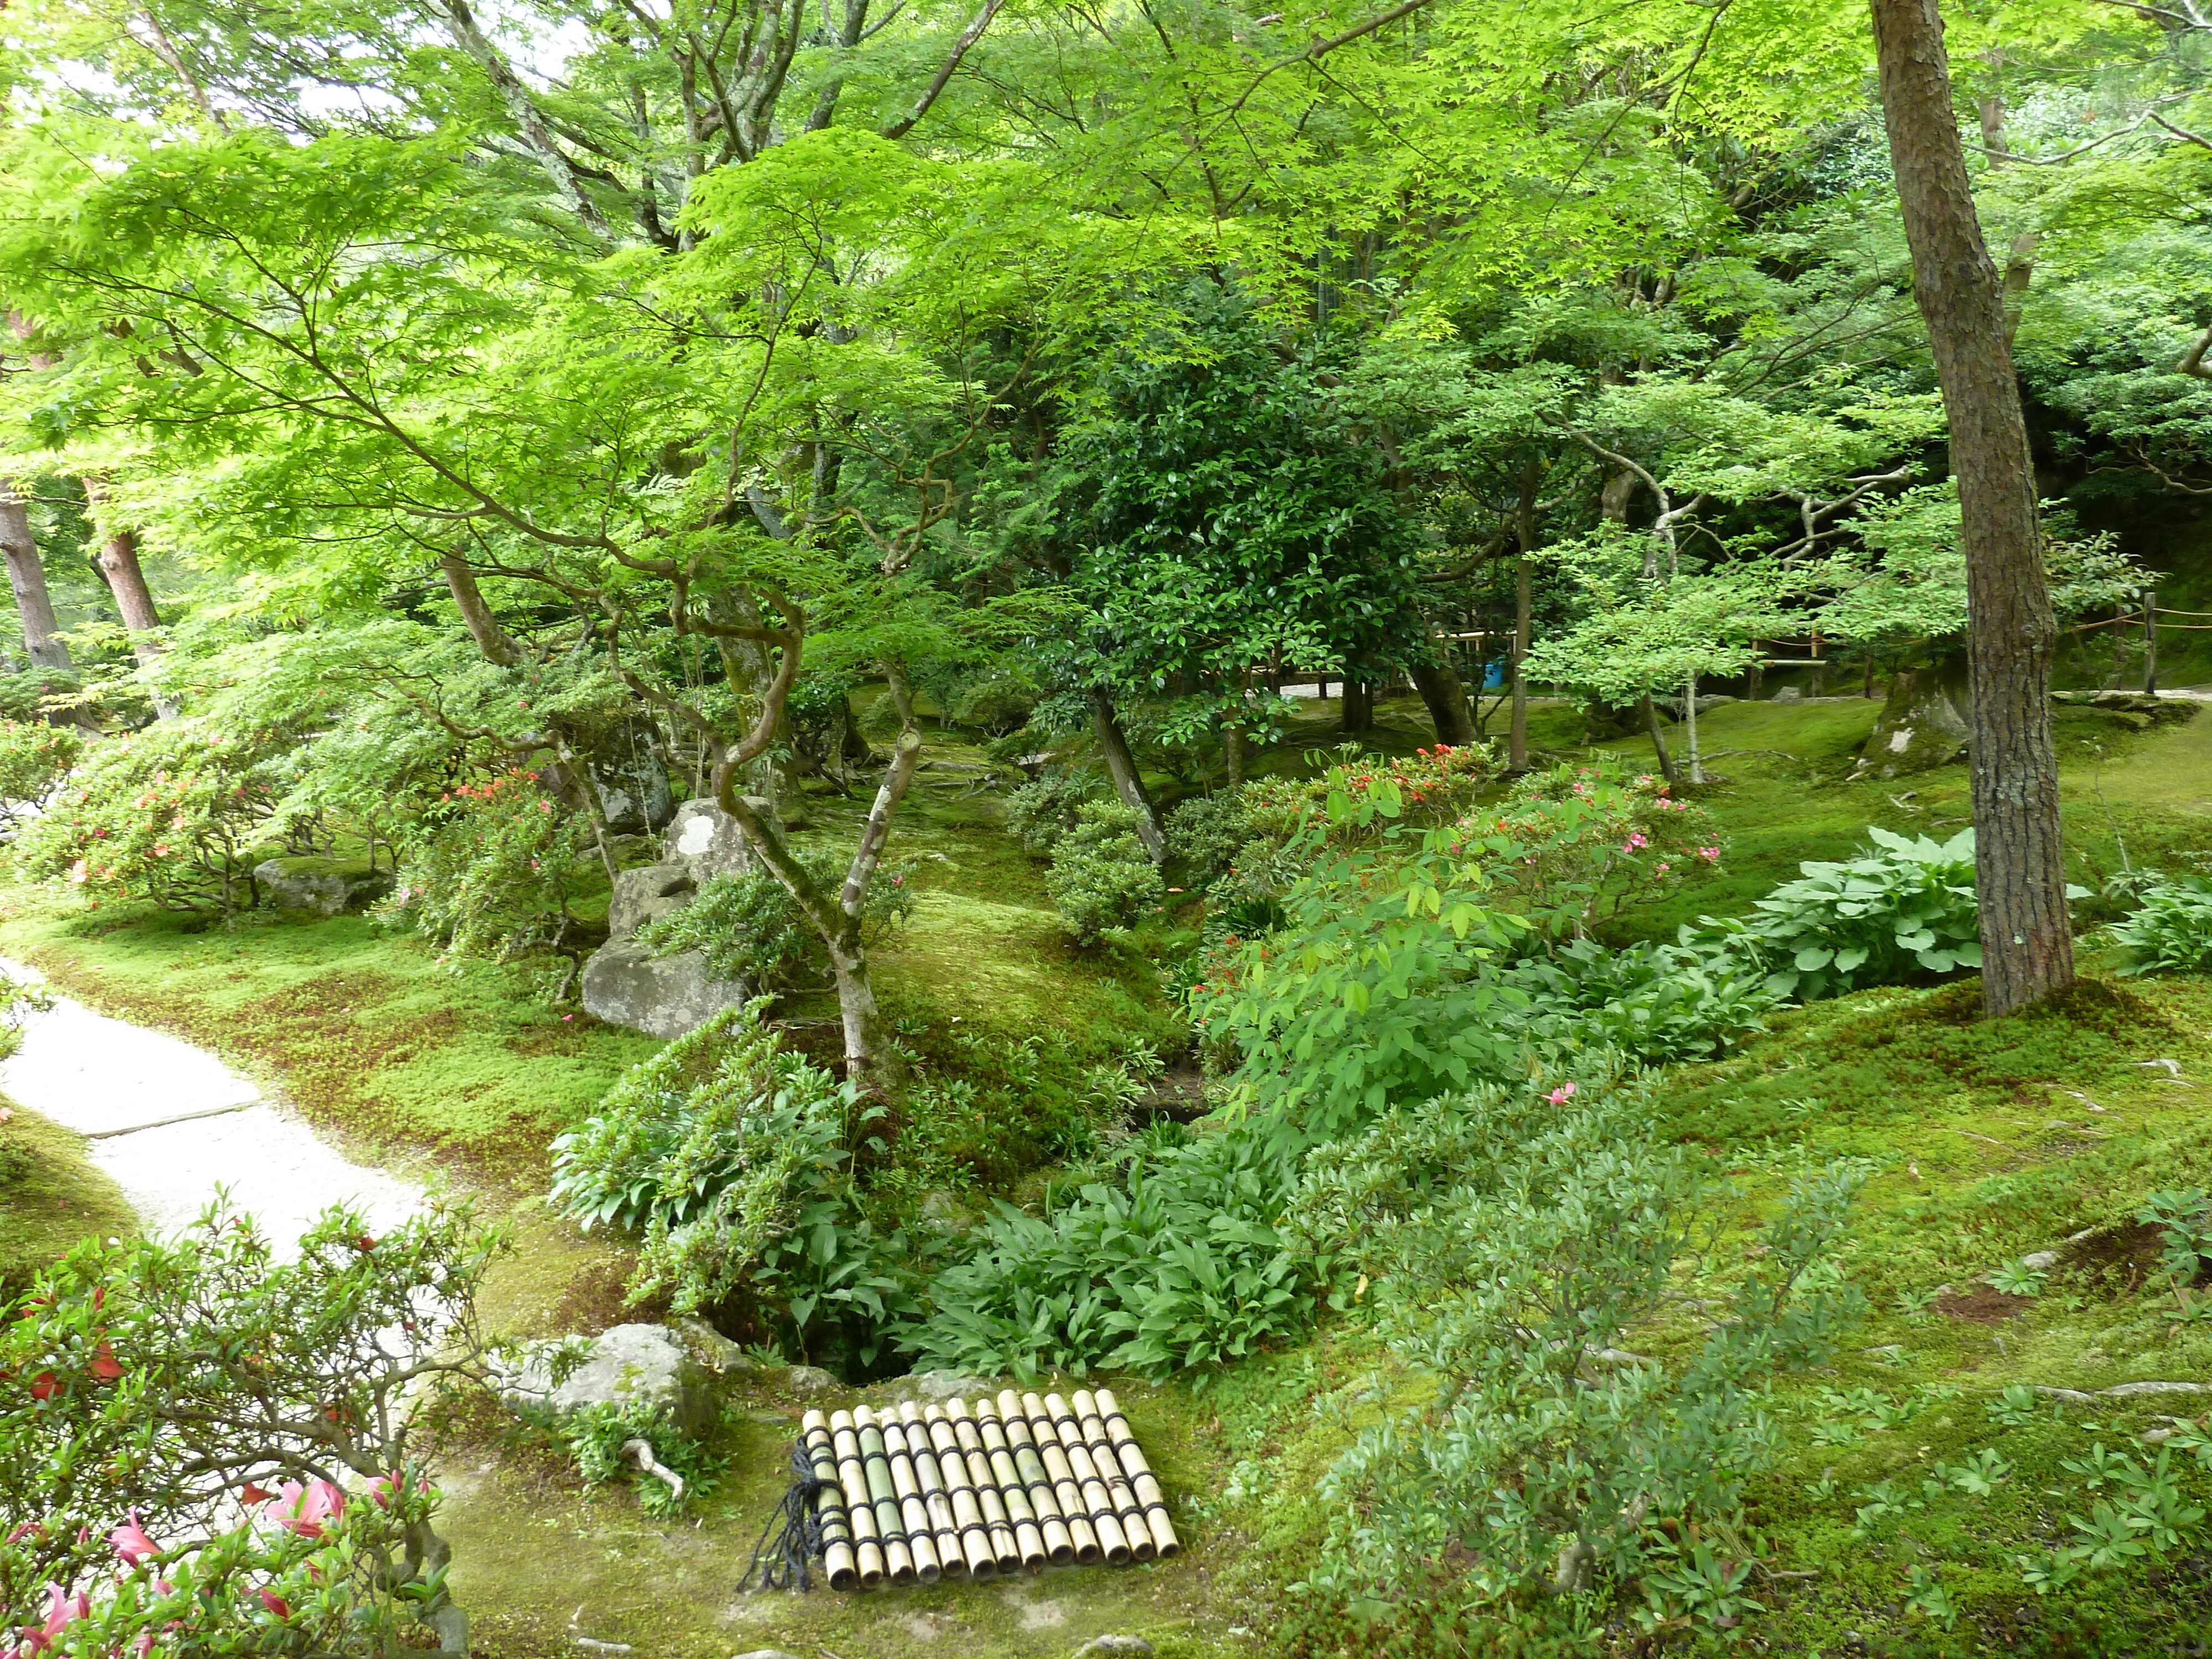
[1089,689,1164,862]
[440,553,525,666]
[1874,0,2074,1015]
[1640,694,1679,786]
[1854,652,1970,776]
[1222,723,1246,789]
[1340,679,1374,734]
[1684,671,1703,784]
[1745,647,1764,702]
[0,481,71,675]
[83,480,178,718]
[1508,556,1531,770]
[1410,659,1478,747]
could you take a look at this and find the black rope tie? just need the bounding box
[745,1439,836,1592]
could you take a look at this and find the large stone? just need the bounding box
[493,1323,713,1437]
[663,797,758,884]
[580,938,750,1039]
[607,861,696,942]
[253,859,394,919]
[590,728,676,836]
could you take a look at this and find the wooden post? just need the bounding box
[2143,588,2158,694]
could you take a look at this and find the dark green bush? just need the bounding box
[637,851,914,992]
[1045,799,1164,944]
[1003,766,1103,856]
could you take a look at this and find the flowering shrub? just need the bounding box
[1468,759,1724,936]
[0,1198,501,1653]
[0,722,80,834]
[14,720,280,914]
[379,768,592,963]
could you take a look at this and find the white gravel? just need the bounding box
[0,957,424,1251]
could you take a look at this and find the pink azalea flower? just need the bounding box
[19,1584,91,1654]
[265,1478,346,1540]
[1698,846,1720,860]
[110,1509,159,1568]
[1546,1082,1578,1105]
[1625,832,1649,851]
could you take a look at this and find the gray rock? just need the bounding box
[1073,1640,1155,1658]
[580,939,750,1039]
[591,729,675,836]
[785,1364,837,1393]
[732,1651,806,1659]
[673,1316,755,1374]
[663,798,760,884]
[607,861,696,942]
[494,1324,713,1437]
[905,1369,995,1402]
[1861,1345,1904,1360]
[1771,686,1802,703]
[2021,1249,2059,1272]
[254,859,394,918]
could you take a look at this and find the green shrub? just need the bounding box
[1707,826,1994,1001]
[0,721,80,833]
[2109,875,2212,976]
[1164,790,1251,884]
[946,666,1041,735]
[637,852,914,992]
[1003,766,1103,855]
[1045,799,1164,945]
[379,767,592,963]
[548,1004,920,1370]
[1288,1073,1866,1641]
[903,1124,1311,1381]
[1503,934,1779,1063]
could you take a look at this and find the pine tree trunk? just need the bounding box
[1089,689,1164,862]
[0,482,71,674]
[1873,0,2074,1016]
[1410,659,1478,746]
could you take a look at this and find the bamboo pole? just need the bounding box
[890,1403,968,1579]
[917,1404,1000,1578]
[1006,1390,1097,1562]
[859,1406,940,1582]
[852,1408,915,1584]
[827,1411,886,1587]
[800,1411,859,1590]
[1094,1389,1181,1558]
[1071,1391,1152,1561]
[978,1394,1062,1565]
[948,1399,1029,1571]
[1041,1392,1131,1564]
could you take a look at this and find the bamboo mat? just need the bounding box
[790,1387,1180,1590]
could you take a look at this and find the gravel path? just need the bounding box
[0,958,424,1251]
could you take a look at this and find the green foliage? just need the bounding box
[0,721,80,832]
[1501,935,1778,1065]
[15,720,281,914]
[1288,1073,1866,1639]
[380,768,593,965]
[1474,757,1725,935]
[548,1004,919,1367]
[1164,789,1250,884]
[1001,766,1102,857]
[2109,874,2212,977]
[556,1402,724,1519]
[637,854,916,992]
[0,1197,497,1651]
[1045,799,1164,945]
[1709,827,1990,1001]
[904,1124,1311,1383]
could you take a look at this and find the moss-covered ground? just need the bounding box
[5,694,2212,1655]
[0,1093,135,1296]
